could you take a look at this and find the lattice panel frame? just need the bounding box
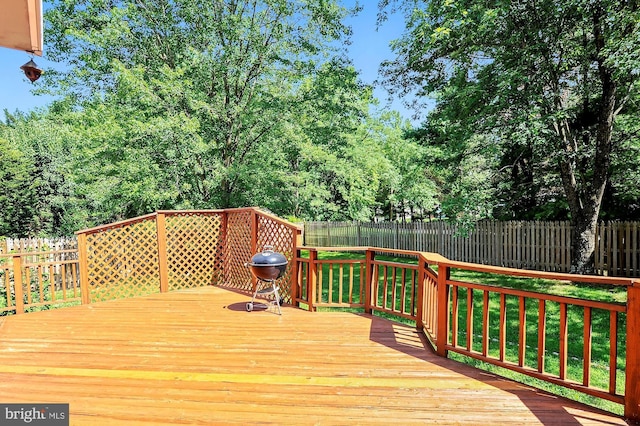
[165,212,225,290]
[86,218,160,302]
[222,210,254,291]
[256,214,296,304]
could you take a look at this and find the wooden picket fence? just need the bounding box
[0,237,77,255]
[303,220,640,277]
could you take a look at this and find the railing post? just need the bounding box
[12,255,24,314]
[156,212,169,293]
[251,209,259,254]
[77,233,91,305]
[250,210,259,291]
[625,280,640,422]
[364,249,375,314]
[290,229,303,306]
[308,249,317,311]
[219,211,228,285]
[416,256,425,330]
[436,263,450,357]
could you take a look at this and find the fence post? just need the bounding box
[77,233,91,305]
[12,255,24,314]
[308,249,317,312]
[436,262,450,357]
[625,280,640,422]
[156,212,169,293]
[364,249,375,314]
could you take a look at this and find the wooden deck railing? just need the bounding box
[0,249,81,314]
[294,246,639,422]
[2,208,303,314]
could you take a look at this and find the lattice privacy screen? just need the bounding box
[85,217,160,302]
[256,214,296,303]
[79,209,300,304]
[222,210,254,292]
[166,212,225,290]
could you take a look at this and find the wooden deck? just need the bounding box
[0,287,628,425]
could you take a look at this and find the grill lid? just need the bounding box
[249,245,287,267]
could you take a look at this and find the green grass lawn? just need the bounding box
[302,250,626,415]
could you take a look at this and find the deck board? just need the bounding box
[0,286,627,425]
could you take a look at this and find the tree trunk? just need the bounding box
[570,212,598,275]
[560,9,617,274]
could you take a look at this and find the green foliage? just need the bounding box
[1,0,436,232]
[0,136,34,236]
[381,0,640,271]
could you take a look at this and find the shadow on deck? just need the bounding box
[0,286,628,425]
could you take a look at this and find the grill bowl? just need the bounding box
[248,246,288,281]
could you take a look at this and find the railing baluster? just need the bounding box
[38,264,44,303]
[338,263,344,304]
[382,265,389,309]
[482,290,489,357]
[538,299,546,373]
[499,293,506,361]
[452,284,459,348]
[609,310,618,395]
[49,264,56,302]
[391,266,397,311]
[408,269,414,316]
[61,263,68,300]
[328,262,333,304]
[518,296,526,367]
[466,288,474,351]
[583,307,592,386]
[318,263,324,304]
[559,302,568,380]
[348,263,354,304]
[401,268,407,314]
[25,265,33,305]
[359,262,365,306]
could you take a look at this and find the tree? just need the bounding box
[380,0,640,273]
[43,0,357,211]
[0,111,83,236]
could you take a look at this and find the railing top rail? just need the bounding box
[439,259,635,287]
[418,252,450,264]
[0,248,78,258]
[255,209,303,232]
[299,246,369,252]
[75,207,303,236]
[76,213,158,236]
[299,246,448,263]
[157,209,226,215]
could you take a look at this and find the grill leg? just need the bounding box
[272,281,282,315]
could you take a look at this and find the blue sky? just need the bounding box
[0,1,424,124]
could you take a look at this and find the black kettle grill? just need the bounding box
[246,246,288,314]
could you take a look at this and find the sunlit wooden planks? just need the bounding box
[0,287,627,425]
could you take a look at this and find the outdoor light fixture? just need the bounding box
[20,57,42,82]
